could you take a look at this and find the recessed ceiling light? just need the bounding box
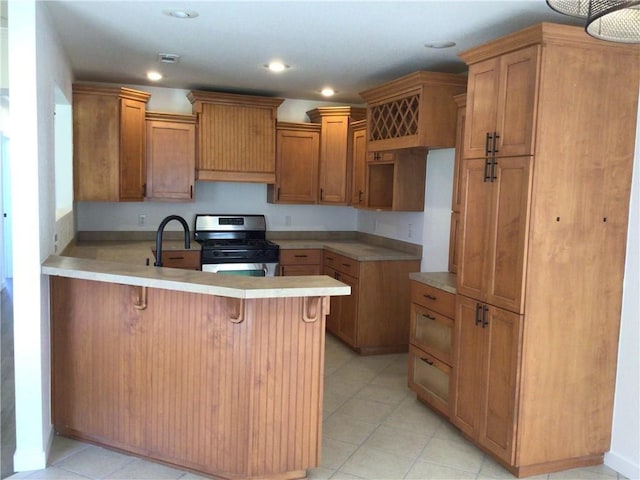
[147,71,163,81]
[424,41,457,49]
[266,62,289,73]
[321,88,335,97]
[163,9,199,19]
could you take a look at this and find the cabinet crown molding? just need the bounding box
[359,71,467,104]
[187,90,284,112]
[276,121,321,132]
[306,106,366,121]
[72,84,151,103]
[146,111,196,123]
[459,22,640,65]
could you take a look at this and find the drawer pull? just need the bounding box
[168,256,185,260]
[421,357,435,366]
[326,256,335,261]
[342,263,351,268]
[425,314,437,321]
[424,294,437,301]
[294,254,308,258]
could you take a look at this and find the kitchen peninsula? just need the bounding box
[43,255,350,480]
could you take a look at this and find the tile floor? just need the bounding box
[3,333,628,480]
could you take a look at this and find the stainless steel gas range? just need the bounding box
[194,214,279,276]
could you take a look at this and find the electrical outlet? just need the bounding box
[138,214,147,226]
[285,215,292,226]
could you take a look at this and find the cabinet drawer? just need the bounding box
[323,251,359,278]
[408,345,450,417]
[411,304,453,365]
[411,282,455,317]
[154,250,201,270]
[280,264,322,276]
[280,249,322,265]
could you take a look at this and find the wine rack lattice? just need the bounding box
[369,94,420,141]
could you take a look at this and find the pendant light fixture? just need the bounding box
[546,0,640,43]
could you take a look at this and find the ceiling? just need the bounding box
[45,1,583,104]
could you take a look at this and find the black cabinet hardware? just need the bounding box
[421,357,435,366]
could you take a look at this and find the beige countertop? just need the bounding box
[275,240,421,262]
[68,239,421,264]
[42,255,350,299]
[67,240,199,265]
[409,271,457,294]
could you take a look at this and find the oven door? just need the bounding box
[202,262,278,277]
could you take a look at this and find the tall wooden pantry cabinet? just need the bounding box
[451,23,639,477]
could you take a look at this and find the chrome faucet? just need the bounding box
[154,215,191,267]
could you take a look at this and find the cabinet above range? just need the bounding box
[187,90,284,184]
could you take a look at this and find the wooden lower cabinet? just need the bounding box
[152,249,200,270]
[51,277,327,480]
[324,251,419,355]
[279,249,322,276]
[408,281,455,417]
[408,346,451,417]
[451,294,522,465]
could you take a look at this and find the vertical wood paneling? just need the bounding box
[51,278,326,479]
[199,103,275,174]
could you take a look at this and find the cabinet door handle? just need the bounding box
[423,294,437,301]
[334,272,340,280]
[485,132,493,157]
[142,183,147,197]
[320,188,324,200]
[190,185,193,199]
[492,131,500,154]
[425,314,437,321]
[482,305,489,328]
[475,303,483,326]
[421,357,434,366]
[484,158,492,182]
[490,159,498,182]
[359,190,363,202]
[277,187,280,201]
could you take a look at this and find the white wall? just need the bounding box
[9,0,72,470]
[77,182,357,233]
[605,93,640,480]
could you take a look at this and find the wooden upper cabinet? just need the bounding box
[451,94,467,213]
[449,93,467,273]
[457,156,532,314]
[350,120,368,207]
[267,122,320,204]
[73,85,150,202]
[187,91,284,183]
[145,112,196,202]
[367,148,427,212]
[307,107,366,205]
[461,45,540,160]
[359,71,467,151]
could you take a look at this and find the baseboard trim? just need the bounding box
[605,451,639,480]
[12,425,53,472]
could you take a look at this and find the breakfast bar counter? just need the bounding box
[43,255,349,480]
